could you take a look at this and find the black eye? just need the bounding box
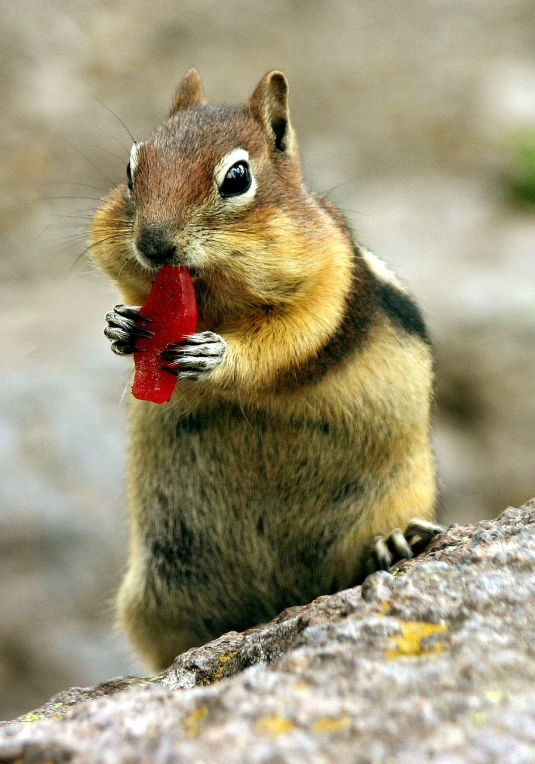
[219,161,251,198]
[126,162,133,192]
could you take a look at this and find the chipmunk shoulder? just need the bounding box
[91,69,442,670]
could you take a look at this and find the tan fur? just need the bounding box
[91,71,437,670]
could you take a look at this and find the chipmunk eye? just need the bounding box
[219,161,251,198]
[126,162,133,192]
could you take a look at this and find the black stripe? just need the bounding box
[278,245,430,389]
[277,257,376,388]
[376,280,430,344]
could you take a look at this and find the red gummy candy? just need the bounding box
[132,265,197,404]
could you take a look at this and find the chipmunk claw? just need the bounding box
[160,331,227,381]
[367,519,445,574]
[403,518,446,556]
[104,304,154,356]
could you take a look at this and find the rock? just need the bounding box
[1,500,535,762]
[3,0,535,719]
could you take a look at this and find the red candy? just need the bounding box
[132,265,197,404]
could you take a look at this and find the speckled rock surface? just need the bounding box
[2,500,535,763]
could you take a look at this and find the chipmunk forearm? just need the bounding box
[207,307,340,390]
[207,236,355,391]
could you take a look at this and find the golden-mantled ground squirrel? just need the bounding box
[91,69,442,670]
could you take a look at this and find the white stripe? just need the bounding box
[130,142,140,173]
[360,246,405,291]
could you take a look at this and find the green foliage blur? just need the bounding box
[506,132,535,206]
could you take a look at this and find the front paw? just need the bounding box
[160,331,227,381]
[104,305,153,356]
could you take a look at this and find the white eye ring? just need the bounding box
[214,148,257,202]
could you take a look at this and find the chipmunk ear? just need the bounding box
[248,71,297,158]
[170,69,207,114]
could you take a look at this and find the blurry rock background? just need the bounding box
[0,0,534,721]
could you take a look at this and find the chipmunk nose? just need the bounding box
[136,224,177,265]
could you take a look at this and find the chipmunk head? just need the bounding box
[91,69,337,323]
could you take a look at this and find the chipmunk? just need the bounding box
[91,69,442,670]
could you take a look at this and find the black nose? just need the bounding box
[136,225,176,265]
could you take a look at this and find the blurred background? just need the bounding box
[1,0,534,720]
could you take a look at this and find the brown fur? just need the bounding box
[91,70,437,670]
[169,68,207,114]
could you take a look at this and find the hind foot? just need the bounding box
[367,518,445,574]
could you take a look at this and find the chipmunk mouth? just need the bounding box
[131,226,207,280]
[133,244,202,280]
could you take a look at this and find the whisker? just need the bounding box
[92,95,136,144]
[335,207,370,219]
[52,215,94,222]
[70,233,127,273]
[38,213,94,240]
[57,207,101,218]
[47,232,92,244]
[41,195,103,202]
[120,381,131,404]
[44,182,109,192]
[116,260,129,281]
[85,128,131,156]
[318,178,357,196]
[63,138,117,186]
[38,220,72,241]
[116,253,136,281]
[88,143,129,164]
[37,208,98,240]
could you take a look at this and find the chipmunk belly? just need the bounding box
[124,398,375,643]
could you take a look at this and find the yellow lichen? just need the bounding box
[19,712,43,724]
[219,651,238,663]
[135,677,159,687]
[485,690,503,704]
[293,681,310,691]
[312,715,351,734]
[182,705,208,737]
[211,651,239,680]
[386,621,448,659]
[256,715,295,736]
